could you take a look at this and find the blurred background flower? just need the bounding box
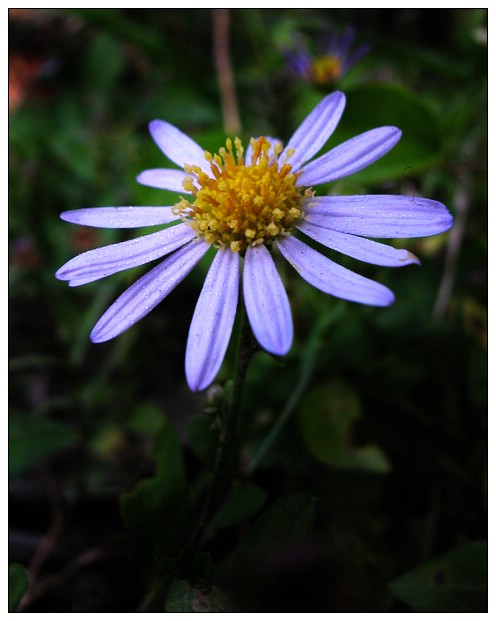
[284,25,370,87]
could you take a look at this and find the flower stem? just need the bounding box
[186,303,255,552]
[213,8,241,135]
[433,170,470,319]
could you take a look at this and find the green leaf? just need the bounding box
[389,541,487,612]
[215,484,267,530]
[9,412,79,476]
[317,83,444,185]
[187,413,219,468]
[142,85,219,128]
[247,304,344,474]
[9,563,28,612]
[82,33,125,95]
[126,402,166,436]
[66,8,166,61]
[297,381,390,473]
[120,422,189,584]
[232,491,316,569]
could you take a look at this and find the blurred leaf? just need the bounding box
[232,491,316,568]
[165,579,194,612]
[82,33,125,95]
[215,484,267,531]
[8,563,28,612]
[9,412,78,476]
[141,84,219,128]
[346,84,443,183]
[126,401,166,435]
[389,540,487,612]
[165,579,227,613]
[271,15,303,50]
[120,422,189,583]
[67,8,166,61]
[297,381,390,473]
[46,121,95,183]
[247,304,344,474]
[187,413,218,468]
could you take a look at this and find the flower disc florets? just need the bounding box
[173,136,312,253]
[310,56,343,84]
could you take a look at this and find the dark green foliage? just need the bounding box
[9,411,78,476]
[9,563,29,612]
[389,541,487,612]
[120,423,190,584]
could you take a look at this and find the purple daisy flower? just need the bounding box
[56,91,453,392]
[285,26,370,85]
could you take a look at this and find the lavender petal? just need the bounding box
[277,235,394,306]
[281,91,346,171]
[185,248,239,392]
[243,244,293,355]
[56,223,195,285]
[60,206,179,228]
[303,195,453,238]
[136,168,194,193]
[91,240,209,343]
[299,126,401,186]
[296,220,420,267]
[149,119,209,172]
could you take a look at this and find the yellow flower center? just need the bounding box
[173,136,312,253]
[310,56,343,85]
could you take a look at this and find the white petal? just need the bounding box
[280,91,346,171]
[56,223,195,285]
[185,248,239,392]
[277,236,394,307]
[296,220,420,267]
[299,126,401,186]
[136,168,194,193]
[60,206,178,228]
[91,240,209,343]
[243,244,293,355]
[149,119,210,172]
[303,195,453,238]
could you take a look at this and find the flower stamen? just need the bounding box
[175,137,313,252]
